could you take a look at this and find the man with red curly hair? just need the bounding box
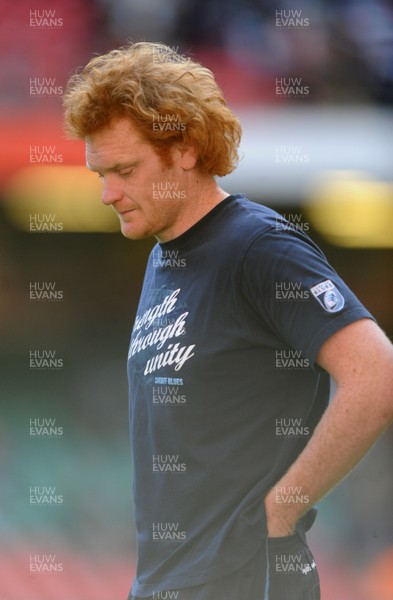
[64,42,393,600]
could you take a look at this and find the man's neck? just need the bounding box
[156,178,229,243]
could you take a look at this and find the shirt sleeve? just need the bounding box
[241,226,375,369]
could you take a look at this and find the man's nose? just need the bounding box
[101,175,122,206]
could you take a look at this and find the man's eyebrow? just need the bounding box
[86,161,138,173]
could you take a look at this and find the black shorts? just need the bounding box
[128,531,320,600]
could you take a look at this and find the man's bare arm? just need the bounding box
[264,318,393,537]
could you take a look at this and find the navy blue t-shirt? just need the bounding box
[128,194,372,597]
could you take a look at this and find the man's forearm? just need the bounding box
[265,384,393,537]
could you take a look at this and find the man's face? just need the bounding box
[86,118,194,241]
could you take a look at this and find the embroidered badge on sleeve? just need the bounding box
[310,279,345,313]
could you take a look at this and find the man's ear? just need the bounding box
[173,144,198,170]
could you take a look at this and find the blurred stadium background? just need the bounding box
[0,0,392,598]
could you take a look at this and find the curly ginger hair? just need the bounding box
[63,42,242,176]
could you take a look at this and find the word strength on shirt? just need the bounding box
[130,289,196,375]
[152,454,187,474]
